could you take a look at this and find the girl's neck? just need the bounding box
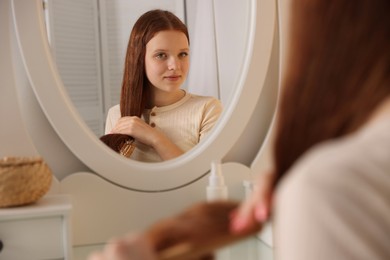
[148,89,185,108]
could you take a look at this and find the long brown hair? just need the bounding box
[145,201,262,260]
[273,0,390,184]
[101,9,189,154]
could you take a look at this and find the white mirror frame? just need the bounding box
[11,0,277,191]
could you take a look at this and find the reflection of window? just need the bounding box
[43,0,185,136]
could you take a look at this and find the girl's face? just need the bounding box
[145,30,190,94]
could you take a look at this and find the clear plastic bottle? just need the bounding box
[207,160,230,259]
[206,160,228,201]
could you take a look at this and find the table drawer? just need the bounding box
[0,216,65,259]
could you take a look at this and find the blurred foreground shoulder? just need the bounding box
[274,124,390,259]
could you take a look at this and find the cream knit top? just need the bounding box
[104,91,222,162]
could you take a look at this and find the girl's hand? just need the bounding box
[111,116,184,160]
[110,116,162,147]
[230,171,275,234]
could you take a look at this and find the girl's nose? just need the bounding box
[168,57,180,70]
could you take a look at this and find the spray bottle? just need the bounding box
[206,160,228,201]
[206,160,230,260]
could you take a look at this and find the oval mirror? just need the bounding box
[11,0,277,191]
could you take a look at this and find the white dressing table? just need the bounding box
[73,236,274,260]
[0,193,274,260]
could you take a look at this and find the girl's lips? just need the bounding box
[164,75,181,81]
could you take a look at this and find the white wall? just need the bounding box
[0,0,90,179]
[0,1,37,158]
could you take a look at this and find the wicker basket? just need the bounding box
[0,156,52,207]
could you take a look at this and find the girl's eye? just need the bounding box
[179,52,189,58]
[155,53,167,59]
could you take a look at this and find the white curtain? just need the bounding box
[186,0,220,99]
